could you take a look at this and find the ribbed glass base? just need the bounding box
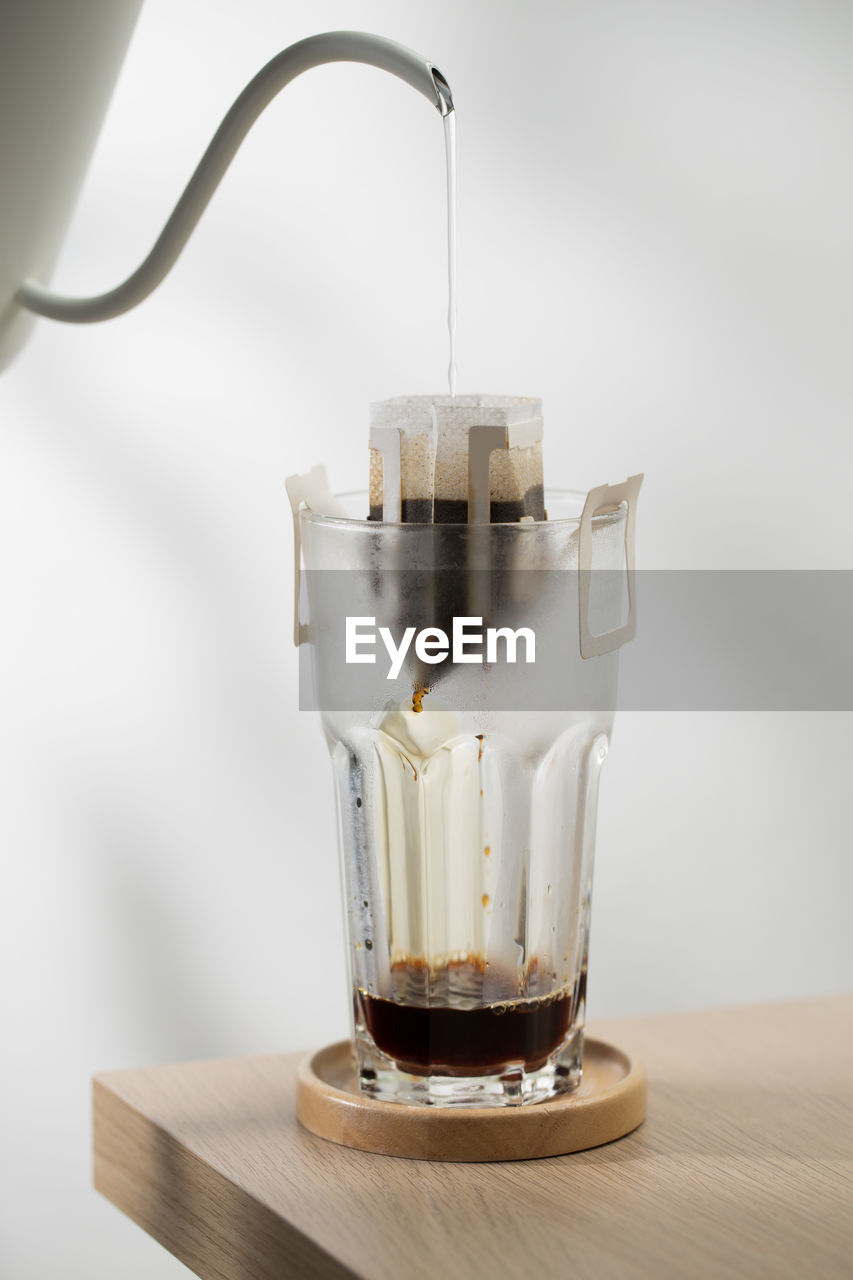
[355,1024,583,1108]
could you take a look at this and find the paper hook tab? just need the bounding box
[578,474,643,659]
[285,466,346,647]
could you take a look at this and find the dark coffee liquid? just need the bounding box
[368,485,545,524]
[358,981,573,1076]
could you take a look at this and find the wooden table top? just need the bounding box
[93,994,853,1280]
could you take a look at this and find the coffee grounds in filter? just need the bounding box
[368,395,545,523]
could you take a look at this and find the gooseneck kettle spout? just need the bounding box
[9,31,453,333]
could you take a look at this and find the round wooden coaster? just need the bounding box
[296,1038,646,1162]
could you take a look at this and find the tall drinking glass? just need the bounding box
[297,489,631,1107]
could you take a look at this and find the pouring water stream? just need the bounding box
[444,111,458,398]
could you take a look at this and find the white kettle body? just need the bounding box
[0,12,451,371]
[0,0,144,369]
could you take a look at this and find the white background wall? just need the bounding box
[1,1,851,1275]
